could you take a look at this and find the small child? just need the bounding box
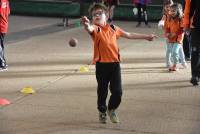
[158,0,174,68]
[158,0,173,28]
[165,3,186,71]
[81,3,157,124]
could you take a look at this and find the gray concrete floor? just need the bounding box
[0,15,200,134]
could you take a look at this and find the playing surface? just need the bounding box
[0,16,200,134]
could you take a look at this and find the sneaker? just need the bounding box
[99,112,107,124]
[107,109,119,123]
[0,66,8,71]
[190,77,199,86]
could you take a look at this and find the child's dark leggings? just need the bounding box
[95,62,122,113]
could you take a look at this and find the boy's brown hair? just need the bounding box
[88,3,108,17]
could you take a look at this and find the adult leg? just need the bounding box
[183,33,191,60]
[141,4,150,27]
[190,28,200,85]
[0,33,6,67]
[136,3,142,27]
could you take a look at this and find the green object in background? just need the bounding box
[114,4,162,21]
[10,0,80,17]
[10,1,163,21]
[74,21,81,27]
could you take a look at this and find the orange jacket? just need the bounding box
[183,0,191,28]
[183,0,200,29]
[0,0,10,33]
[165,18,184,44]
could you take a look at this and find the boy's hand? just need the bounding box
[146,34,158,41]
[81,16,94,33]
[81,16,90,27]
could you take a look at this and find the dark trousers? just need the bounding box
[94,0,102,3]
[96,62,122,113]
[183,32,191,59]
[191,28,200,78]
[136,3,148,25]
[0,33,6,67]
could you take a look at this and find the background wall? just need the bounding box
[10,0,185,21]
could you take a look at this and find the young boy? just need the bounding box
[0,0,10,71]
[81,3,157,124]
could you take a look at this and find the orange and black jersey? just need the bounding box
[90,24,124,64]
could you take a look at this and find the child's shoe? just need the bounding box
[169,64,179,72]
[99,112,107,124]
[0,65,8,71]
[107,109,119,123]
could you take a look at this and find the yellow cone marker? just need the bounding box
[21,87,35,94]
[79,66,89,72]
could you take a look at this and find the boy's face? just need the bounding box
[92,8,107,26]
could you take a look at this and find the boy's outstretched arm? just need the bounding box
[81,16,94,34]
[121,31,157,41]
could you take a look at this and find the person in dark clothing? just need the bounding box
[184,0,200,86]
[181,0,191,61]
[133,0,151,28]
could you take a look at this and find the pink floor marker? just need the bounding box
[0,98,11,106]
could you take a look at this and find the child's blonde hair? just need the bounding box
[170,3,184,20]
[163,0,173,15]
